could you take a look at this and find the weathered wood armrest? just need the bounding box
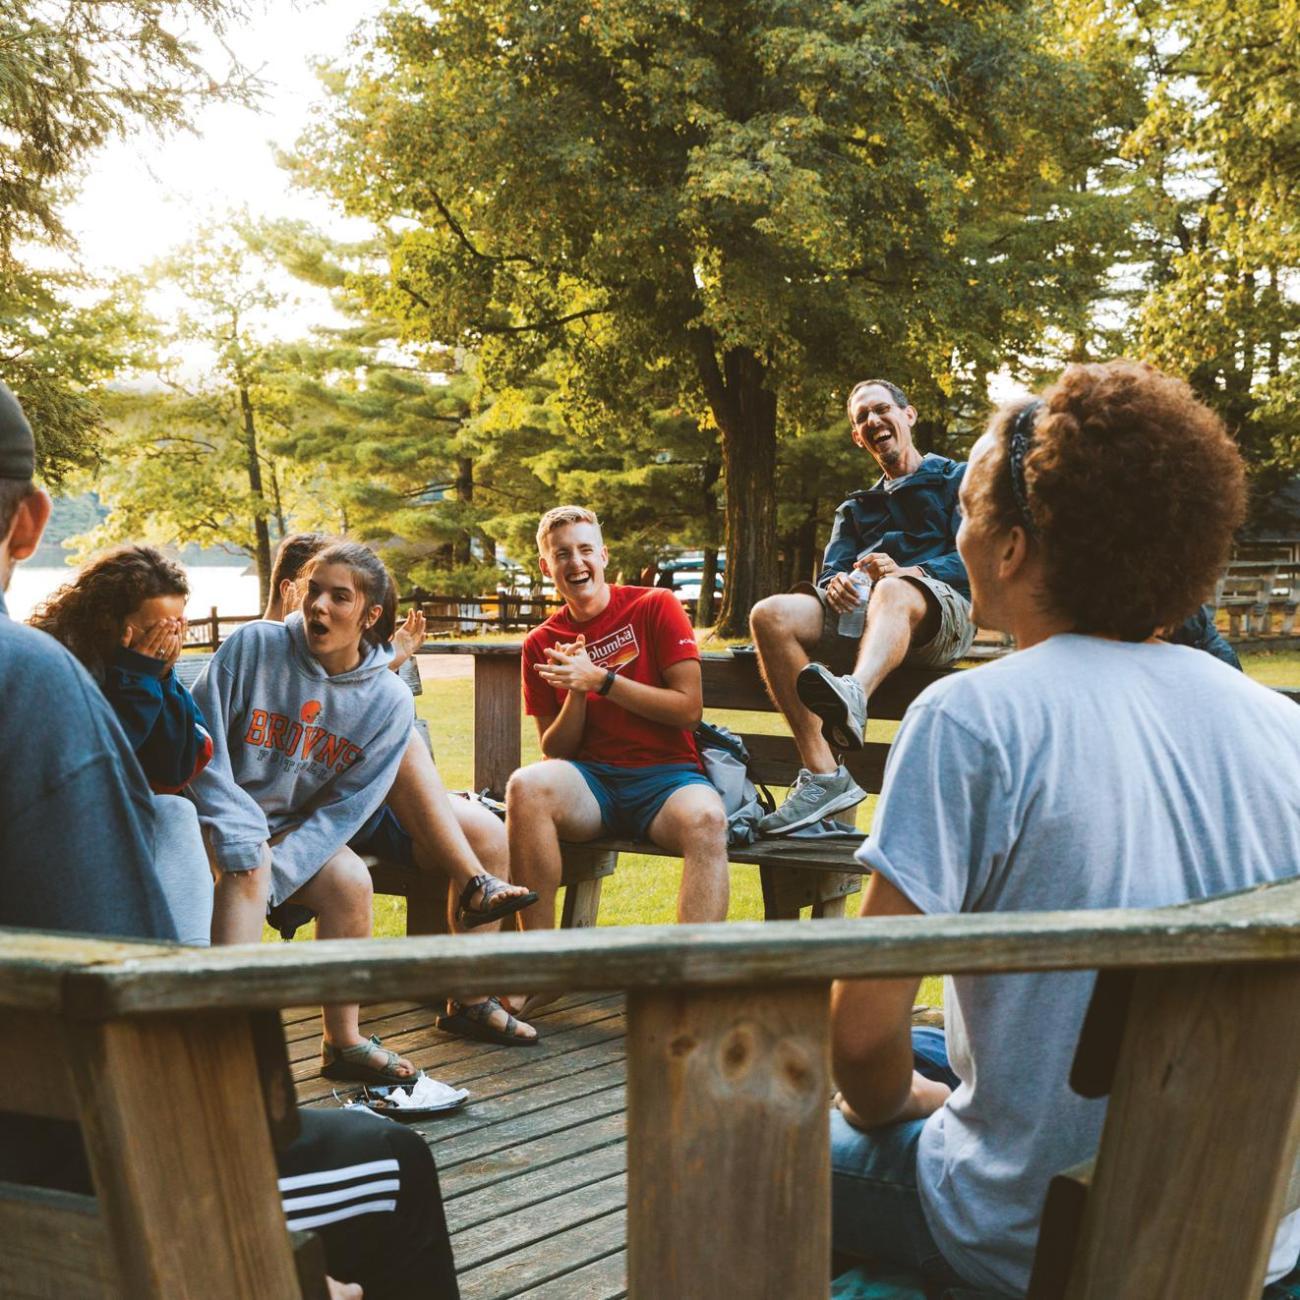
[4,876,1297,1300]
[1025,880,1300,1300]
[0,933,311,1298]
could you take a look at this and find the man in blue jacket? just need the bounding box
[751,379,975,833]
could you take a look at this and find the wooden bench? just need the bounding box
[179,642,1300,936]
[181,641,948,931]
[3,875,1298,1297]
[421,643,977,926]
[1215,561,1300,639]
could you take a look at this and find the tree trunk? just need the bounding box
[238,383,273,610]
[269,463,286,537]
[689,336,778,638]
[793,509,820,587]
[694,457,722,629]
[455,456,474,565]
[696,546,719,628]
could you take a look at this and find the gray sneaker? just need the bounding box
[796,662,868,752]
[759,765,866,836]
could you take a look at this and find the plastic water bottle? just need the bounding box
[837,568,873,638]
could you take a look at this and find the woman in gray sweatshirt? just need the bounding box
[190,541,421,1083]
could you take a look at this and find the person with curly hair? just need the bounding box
[30,545,214,945]
[828,360,1300,1296]
[0,386,462,1300]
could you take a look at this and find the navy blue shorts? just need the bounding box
[349,805,416,868]
[569,760,715,840]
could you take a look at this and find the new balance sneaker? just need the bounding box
[796,662,868,752]
[758,765,866,837]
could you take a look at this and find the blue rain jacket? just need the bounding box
[818,453,970,600]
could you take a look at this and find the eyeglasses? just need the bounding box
[851,402,898,426]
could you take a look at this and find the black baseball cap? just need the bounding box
[0,382,34,481]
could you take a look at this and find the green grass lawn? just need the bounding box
[322,643,1300,1015]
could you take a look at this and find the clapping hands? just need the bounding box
[535,634,605,694]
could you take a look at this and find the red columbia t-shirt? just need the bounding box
[522,585,702,768]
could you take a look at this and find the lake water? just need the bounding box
[6,564,262,624]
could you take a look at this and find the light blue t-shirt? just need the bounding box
[859,634,1300,1295]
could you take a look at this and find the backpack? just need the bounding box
[694,721,775,846]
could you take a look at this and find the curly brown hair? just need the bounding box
[299,540,397,650]
[29,545,189,680]
[982,360,1245,639]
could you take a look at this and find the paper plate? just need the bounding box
[338,1081,469,1121]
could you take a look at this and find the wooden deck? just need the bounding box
[289,995,629,1299]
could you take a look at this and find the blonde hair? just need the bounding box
[536,505,601,552]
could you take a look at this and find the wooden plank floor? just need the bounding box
[289,994,629,1299]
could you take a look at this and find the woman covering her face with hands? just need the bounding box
[30,545,215,944]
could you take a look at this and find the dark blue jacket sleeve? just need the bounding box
[105,648,214,792]
[817,502,860,589]
[1168,605,1242,670]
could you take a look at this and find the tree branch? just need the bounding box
[428,188,539,269]
[476,307,609,335]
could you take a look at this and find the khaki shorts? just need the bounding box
[803,572,976,675]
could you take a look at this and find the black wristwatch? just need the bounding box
[596,668,617,696]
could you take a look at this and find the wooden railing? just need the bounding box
[1214,558,1300,641]
[181,607,261,651]
[5,875,1299,1298]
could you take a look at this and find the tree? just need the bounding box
[298,0,1133,632]
[0,1,254,478]
[259,225,727,599]
[1114,0,1300,505]
[83,221,324,604]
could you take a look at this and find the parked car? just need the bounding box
[669,570,724,604]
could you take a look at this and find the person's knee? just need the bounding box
[749,594,782,636]
[750,593,798,638]
[459,798,508,870]
[506,764,564,816]
[675,793,728,848]
[322,846,374,908]
[872,574,924,614]
[875,575,939,642]
[752,591,824,649]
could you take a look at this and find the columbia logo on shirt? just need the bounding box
[587,624,640,669]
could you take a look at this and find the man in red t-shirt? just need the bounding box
[506,506,729,931]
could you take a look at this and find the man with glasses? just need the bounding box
[749,379,974,833]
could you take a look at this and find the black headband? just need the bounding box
[1008,399,1042,536]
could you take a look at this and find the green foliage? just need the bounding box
[80,219,327,598]
[1113,0,1300,502]
[0,1,255,479]
[2,270,155,484]
[296,0,1136,630]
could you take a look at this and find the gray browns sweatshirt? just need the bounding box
[188,614,414,905]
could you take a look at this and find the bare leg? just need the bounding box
[505,760,605,932]
[750,592,839,772]
[292,845,414,1077]
[386,732,531,905]
[208,841,271,945]
[848,575,939,695]
[386,736,536,1038]
[645,785,730,923]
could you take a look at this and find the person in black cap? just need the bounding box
[0,381,460,1300]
